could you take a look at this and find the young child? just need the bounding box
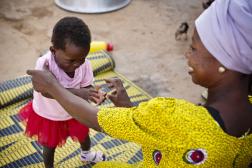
[19,17,105,168]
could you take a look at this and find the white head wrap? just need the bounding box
[195,0,252,74]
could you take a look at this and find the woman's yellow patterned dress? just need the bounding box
[94,97,252,167]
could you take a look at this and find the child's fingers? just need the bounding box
[89,96,99,104]
[90,92,101,99]
[89,88,99,94]
[98,96,106,105]
[89,95,106,105]
[94,85,101,91]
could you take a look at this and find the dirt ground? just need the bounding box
[0,0,206,104]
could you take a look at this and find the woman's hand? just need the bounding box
[26,62,59,95]
[104,78,133,107]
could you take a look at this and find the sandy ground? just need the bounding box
[0,0,206,104]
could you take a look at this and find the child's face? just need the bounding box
[51,43,90,74]
[185,28,222,87]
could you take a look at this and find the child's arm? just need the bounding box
[40,88,92,99]
[67,86,101,102]
[41,86,102,103]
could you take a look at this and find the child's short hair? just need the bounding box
[51,17,91,50]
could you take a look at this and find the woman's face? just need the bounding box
[51,42,90,74]
[185,28,222,87]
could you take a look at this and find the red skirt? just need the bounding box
[19,101,89,148]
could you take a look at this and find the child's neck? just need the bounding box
[66,71,75,78]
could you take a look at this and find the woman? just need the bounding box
[27,0,252,167]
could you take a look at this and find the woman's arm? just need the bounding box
[50,84,101,131]
[27,69,102,131]
[27,68,133,133]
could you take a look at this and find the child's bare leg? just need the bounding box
[43,146,55,168]
[80,135,91,151]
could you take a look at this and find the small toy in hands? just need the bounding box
[89,88,105,105]
[93,83,115,105]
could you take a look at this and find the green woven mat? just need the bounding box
[0,51,151,167]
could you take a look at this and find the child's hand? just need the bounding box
[87,88,106,105]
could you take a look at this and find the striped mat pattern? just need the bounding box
[0,51,152,167]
